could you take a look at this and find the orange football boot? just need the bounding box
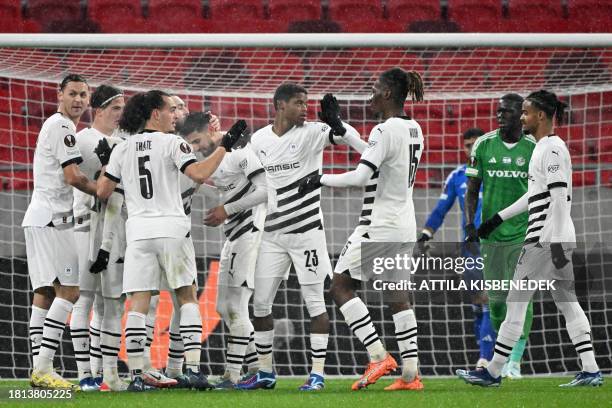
[351,354,398,390]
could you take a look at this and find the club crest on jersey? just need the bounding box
[369,139,377,147]
[516,156,526,166]
[180,142,192,153]
[63,134,76,147]
[502,157,511,164]
[289,143,298,153]
[547,164,560,173]
[239,158,248,169]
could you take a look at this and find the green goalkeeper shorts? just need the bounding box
[481,241,524,302]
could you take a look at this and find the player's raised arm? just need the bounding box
[318,93,368,153]
[183,120,247,183]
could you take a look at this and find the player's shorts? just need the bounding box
[75,230,100,292]
[24,226,79,290]
[255,228,332,285]
[481,241,523,302]
[513,242,574,282]
[218,229,261,289]
[123,236,196,293]
[334,226,415,282]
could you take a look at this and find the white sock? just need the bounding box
[563,303,599,373]
[144,295,159,371]
[226,319,251,383]
[89,306,103,378]
[125,311,147,378]
[166,295,184,377]
[393,309,418,381]
[245,330,258,373]
[37,297,73,373]
[29,306,47,369]
[487,320,522,378]
[70,292,93,381]
[310,333,328,376]
[101,297,123,373]
[339,297,386,362]
[180,303,202,373]
[254,330,274,373]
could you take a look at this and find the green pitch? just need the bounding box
[0,378,608,408]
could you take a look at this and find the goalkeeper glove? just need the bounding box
[220,120,248,152]
[94,138,114,166]
[417,230,432,257]
[90,249,109,274]
[477,213,503,239]
[550,243,570,269]
[298,174,322,196]
[318,93,346,136]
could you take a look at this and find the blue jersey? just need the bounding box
[425,164,482,240]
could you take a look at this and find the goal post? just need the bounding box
[0,33,610,379]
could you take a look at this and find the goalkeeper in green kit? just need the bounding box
[464,93,535,378]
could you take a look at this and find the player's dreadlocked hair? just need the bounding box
[59,73,88,91]
[273,83,308,111]
[178,111,210,137]
[526,89,568,124]
[380,68,424,104]
[90,84,123,110]
[119,89,170,134]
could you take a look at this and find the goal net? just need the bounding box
[0,34,611,378]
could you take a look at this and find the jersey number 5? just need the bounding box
[138,155,154,199]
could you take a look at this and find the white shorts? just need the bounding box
[218,229,261,289]
[25,226,79,290]
[75,230,101,293]
[123,236,197,293]
[254,228,332,285]
[514,243,574,282]
[335,226,415,282]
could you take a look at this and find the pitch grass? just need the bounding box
[0,377,608,408]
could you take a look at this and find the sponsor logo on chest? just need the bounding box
[486,170,528,178]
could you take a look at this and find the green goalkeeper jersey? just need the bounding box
[466,129,536,243]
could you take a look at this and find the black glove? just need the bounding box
[464,223,479,242]
[550,243,570,269]
[417,231,432,256]
[477,213,503,239]
[220,120,248,152]
[298,174,322,196]
[417,232,431,243]
[318,93,346,136]
[90,249,109,274]
[94,138,114,166]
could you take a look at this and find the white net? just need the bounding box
[0,35,611,378]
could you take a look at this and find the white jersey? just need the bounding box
[357,116,424,241]
[525,135,575,244]
[105,130,197,243]
[22,113,82,227]
[209,145,266,241]
[251,121,353,234]
[73,127,104,230]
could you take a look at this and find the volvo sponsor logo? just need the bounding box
[486,170,528,178]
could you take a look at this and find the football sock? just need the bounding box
[472,304,483,345]
[479,306,496,360]
[487,316,523,378]
[561,302,599,373]
[90,295,104,378]
[70,290,93,380]
[339,297,386,362]
[101,297,123,373]
[125,311,147,378]
[166,294,184,377]
[180,303,202,373]
[245,330,258,373]
[226,319,251,382]
[393,309,418,381]
[143,295,159,371]
[29,305,47,369]
[37,297,73,373]
[254,330,274,373]
[510,337,526,363]
[310,333,328,377]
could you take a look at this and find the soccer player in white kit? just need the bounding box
[236,84,368,391]
[457,90,603,388]
[97,90,246,391]
[299,68,426,391]
[68,84,125,391]
[201,127,268,389]
[24,74,98,389]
